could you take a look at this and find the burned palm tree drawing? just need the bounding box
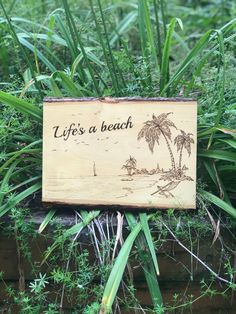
[122,156,137,176]
[136,113,194,199]
[137,112,177,172]
[174,130,194,175]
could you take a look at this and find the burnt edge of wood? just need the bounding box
[44,96,196,103]
[42,201,196,212]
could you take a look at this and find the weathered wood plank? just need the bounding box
[0,281,235,313]
[43,98,197,209]
[0,233,226,282]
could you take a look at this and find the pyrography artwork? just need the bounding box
[43,98,197,209]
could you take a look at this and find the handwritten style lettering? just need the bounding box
[101,116,133,132]
[53,123,85,141]
[52,116,134,141]
[89,126,97,133]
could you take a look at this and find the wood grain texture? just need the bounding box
[43,98,197,209]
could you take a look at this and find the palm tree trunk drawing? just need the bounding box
[161,131,176,171]
[178,144,184,170]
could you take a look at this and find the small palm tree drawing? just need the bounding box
[122,156,137,176]
[137,112,177,172]
[174,130,194,175]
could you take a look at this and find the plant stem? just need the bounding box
[161,219,233,285]
[96,0,122,95]
[89,0,119,95]
[153,0,162,67]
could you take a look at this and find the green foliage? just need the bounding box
[126,213,163,309]
[101,216,142,313]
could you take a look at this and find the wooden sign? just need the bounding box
[43,98,197,209]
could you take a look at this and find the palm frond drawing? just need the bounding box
[174,130,194,172]
[137,112,177,171]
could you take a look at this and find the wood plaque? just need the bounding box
[43,98,197,209]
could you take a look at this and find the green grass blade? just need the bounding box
[219,17,236,35]
[0,91,42,122]
[101,221,142,313]
[7,176,41,194]
[0,159,21,206]
[160,29,213,95]
[203,160,218,186]
[109,11,137,46]
[3,139,42,157]
[141,0,158,70]
[0,182,42,217]
[185,31,236,96]
[202,190,236,219]
[207,30,226,149]
[89,0,121,95]
[50,77,63,96]
[160,18,177,94]
[64,210,100,238]
[42,210,100,262]
[7,26,67,68]
[142,255,163,310]
[202,160,231,205]
[54,13,77,59]
[153,0,162,67]
[198,149,236,163]
[126,213,163,309]
[61,0,100,95]
[137,0,152,85]
[54,13,86,81]
[0,146,41,174]
[18,37,57,72]
[0,1,43,98]
[218,165,236,172]
[97,0,125,93]
[139,213,159,275]
[54,71,84,96]
[0,158,39,206]
[138,0,148,59]
[38,209,57,233]
[91,1,117,90]
[219,139,236,149]
[61,0,78,55]
[71,48,104,79]
[138,0,160,85]
[160,0,167,37]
